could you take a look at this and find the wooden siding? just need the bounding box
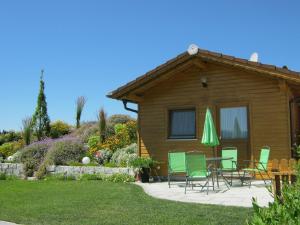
[138,63,291,176]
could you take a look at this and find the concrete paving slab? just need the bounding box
[136,180,273,208]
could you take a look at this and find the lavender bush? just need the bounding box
[18,140,52,177]
[18,136,85,177]
[45,137,86,166]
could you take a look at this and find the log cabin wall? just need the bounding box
[138,63,291,176]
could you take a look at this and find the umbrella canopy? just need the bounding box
[201,108,220,148]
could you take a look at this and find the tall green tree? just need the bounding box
[98,108,107,143]
[32,70,51,140]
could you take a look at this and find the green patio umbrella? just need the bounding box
[201,108,220,157]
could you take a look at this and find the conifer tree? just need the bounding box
[32,70,51,140]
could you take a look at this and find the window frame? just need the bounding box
[168,108,197,140]
[219,106,249,140]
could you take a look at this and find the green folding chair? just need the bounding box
[241,146,271,187]
[168,151,186,188]
[220,147,239,186]
[185,152,213,194]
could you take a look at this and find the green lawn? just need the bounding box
[0,180,252,225]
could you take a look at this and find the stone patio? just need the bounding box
[136,180,274,208]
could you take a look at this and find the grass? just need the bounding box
[0,180,252,225]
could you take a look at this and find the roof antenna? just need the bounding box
[187,44,199,55]
[249,52,259,62]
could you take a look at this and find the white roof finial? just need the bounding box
[187,44,199,55]
[249,52,259,62]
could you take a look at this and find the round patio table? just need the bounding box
[206,157,234,189]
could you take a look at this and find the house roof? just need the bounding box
[107,47,300,102]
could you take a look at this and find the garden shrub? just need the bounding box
[44,137,86,166]
[105,173,135,183]
[110,143,138,167]
[126,120,137,143]
[50,121,71,139]
[95,149,112,165]
[106,114,135,137]
[74,122,98,142]
[0,140,24,158]
[87,135,100,156]
[0,131,22,145]
[18,141,50,177]
[248,165,300,225]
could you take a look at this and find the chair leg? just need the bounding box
[207,178,209,195]
[168,173,170,188]
[185,177,188,194]
[211,173,215,191]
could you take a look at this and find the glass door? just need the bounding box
[218,106,250,164]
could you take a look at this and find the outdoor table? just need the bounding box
[206,157,234,189]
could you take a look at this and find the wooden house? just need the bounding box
[108,46,300,176]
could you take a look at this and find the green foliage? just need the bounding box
[130,156,157,170]
[106,173,135,183]
[44,173,134,183]
[76,96,87,129]
[106,114,135,136]
[103,161,117,168]
[110,143,138,167]
[79,173,134,183]
[98,108,107,143]
[0,173,19,180]
[79,173,104,181]
[50,121,71,139]
[114,123,127,134]
[126,120,137,143]
[248,165,300,225]
[87,135,100,149]
[45,173,76,181]
[0,141,24,158]
[0,131,22,145]
[22,117,33,145]
[67,161,99,167]
[32,72,51,140]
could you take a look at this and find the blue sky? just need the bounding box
[1,0,299,131]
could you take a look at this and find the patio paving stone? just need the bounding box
[136,180,273,207]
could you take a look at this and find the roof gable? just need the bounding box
[108,48,300,102]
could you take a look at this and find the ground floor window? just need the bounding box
[220,106,248,139]
[168,108,196,139]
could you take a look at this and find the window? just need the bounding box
[168,109,196,139]
[220,106,248,139]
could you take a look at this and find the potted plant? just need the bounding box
[130,157,157,183]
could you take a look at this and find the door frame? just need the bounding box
[215,102,252,160]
